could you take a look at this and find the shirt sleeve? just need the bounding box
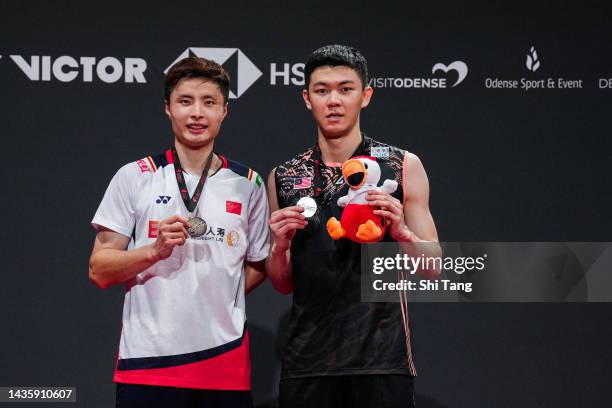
[91,163,136,238]
[246,174,270,262]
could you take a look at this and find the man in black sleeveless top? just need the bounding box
[266,45,440,408]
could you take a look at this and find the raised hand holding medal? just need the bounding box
[172,149,214,238]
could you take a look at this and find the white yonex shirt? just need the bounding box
[91,150,269,390]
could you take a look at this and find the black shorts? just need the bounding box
[279,375,415,408]
[115,383,253,408]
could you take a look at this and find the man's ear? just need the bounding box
[361,86,374,108]
[222,101,228,120]
[302,89,312,110]
[164,100,172,118]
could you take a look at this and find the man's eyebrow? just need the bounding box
[312,79,356,86]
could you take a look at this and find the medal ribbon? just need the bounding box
[171,149,214,213]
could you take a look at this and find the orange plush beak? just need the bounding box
[342,159,366,190]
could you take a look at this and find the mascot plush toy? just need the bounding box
[326,156,398,243]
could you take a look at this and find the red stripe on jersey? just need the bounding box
[219,154,228,169]
[166,149,174,164]
[113,330,251,390]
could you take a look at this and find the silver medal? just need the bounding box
[297,196,317,218]
[187,216,207,238]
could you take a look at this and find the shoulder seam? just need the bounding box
[226,157,263,187]
[278,146,315,170]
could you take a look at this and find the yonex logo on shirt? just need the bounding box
[156,196,171,204]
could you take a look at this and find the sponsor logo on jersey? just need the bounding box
[148,220,160,238]
[191,225,227,242]
[136,159,152,173]
[156,195,171,204]
[371,146,390,159]
[226,229,240,247]
[226,201,242,215]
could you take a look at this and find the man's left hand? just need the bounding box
[367,190,414,242]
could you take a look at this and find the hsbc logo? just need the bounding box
[166,48,262,99]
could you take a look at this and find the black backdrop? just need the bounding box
[1,1,611,407]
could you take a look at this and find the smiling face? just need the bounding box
[164,77,228,150]
[303,65,373,140]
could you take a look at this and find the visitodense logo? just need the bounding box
[431,61,468,87]
[165,48,262,99]
[369,60,468,89]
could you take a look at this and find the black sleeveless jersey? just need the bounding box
[275,135,417,379]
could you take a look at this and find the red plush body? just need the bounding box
[341,203,386,243]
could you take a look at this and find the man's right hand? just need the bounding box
[269,205,308,252]
[151,215,190,261]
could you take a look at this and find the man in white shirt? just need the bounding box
[89,57,269,408]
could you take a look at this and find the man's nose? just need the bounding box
[327,90,341,106]
[191,102,204,118]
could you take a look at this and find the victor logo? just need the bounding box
[9,55,147,83]
[165,48,262,99]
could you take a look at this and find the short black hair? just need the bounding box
[164,57,230,103]
[304,44,368,89]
